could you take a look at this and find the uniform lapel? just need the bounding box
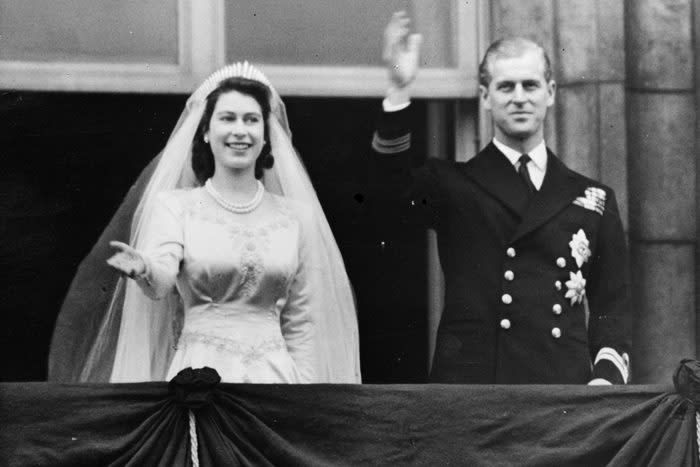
[463,142,530,218]
[510,150,585,242]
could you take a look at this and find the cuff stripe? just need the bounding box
[595,347,629,383]
[372,132,412,154]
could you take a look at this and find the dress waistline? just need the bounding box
[183,302,280,333]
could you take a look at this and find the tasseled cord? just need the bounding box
[189,410,199,467]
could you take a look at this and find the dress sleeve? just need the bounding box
[133,191,185,300]
[280,206,317,383]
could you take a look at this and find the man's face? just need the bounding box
[480,49,555,145]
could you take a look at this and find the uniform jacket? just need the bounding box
[371,106,632,384]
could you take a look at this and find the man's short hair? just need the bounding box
[478,37,552,87]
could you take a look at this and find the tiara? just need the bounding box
[191,61,275,103]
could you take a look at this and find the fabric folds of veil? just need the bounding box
[48,62,361,383]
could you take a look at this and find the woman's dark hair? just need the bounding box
[192,77,275,183]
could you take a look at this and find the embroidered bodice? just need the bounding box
[135,187,315,383]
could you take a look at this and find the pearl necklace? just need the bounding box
[204,179,264,214]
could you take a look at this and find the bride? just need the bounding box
[49,62,361,384]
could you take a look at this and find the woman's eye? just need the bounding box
[245,116,260,124]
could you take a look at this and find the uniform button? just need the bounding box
[501,293,513,305]
[552,304,562,315]
[551,327,562,338]
[500,319,511,329]
[504,270,514,281]
[506,247,516,258]
[555,281,562,291]
[556,257,566,268]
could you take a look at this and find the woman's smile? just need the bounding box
[206,90,265,173]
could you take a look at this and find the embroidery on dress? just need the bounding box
[189,192,299,298]
[180,331,286,366]
[235,203,294,298]
[239,238,266,298]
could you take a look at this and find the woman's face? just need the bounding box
[205,90,265,175]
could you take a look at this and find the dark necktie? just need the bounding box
[518,154,536,195]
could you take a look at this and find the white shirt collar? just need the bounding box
[492,138,548,172]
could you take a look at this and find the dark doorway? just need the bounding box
[0,91,428,383]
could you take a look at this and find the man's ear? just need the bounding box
[479,85,491,110]
[546,80,556,107]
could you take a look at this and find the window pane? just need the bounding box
[225,0,455,67]
[0,0,178,64]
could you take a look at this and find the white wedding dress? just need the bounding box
[135,187,316,383]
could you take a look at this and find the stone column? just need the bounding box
[626,0,696,383]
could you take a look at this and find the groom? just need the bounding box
[370,12,632,384]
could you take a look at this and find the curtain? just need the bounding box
[2,361,699,466]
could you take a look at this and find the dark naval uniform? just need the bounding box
[371,106,632,384]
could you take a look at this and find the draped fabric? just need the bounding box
[3,361,700,466]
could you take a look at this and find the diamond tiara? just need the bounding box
[191,61,275,103]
